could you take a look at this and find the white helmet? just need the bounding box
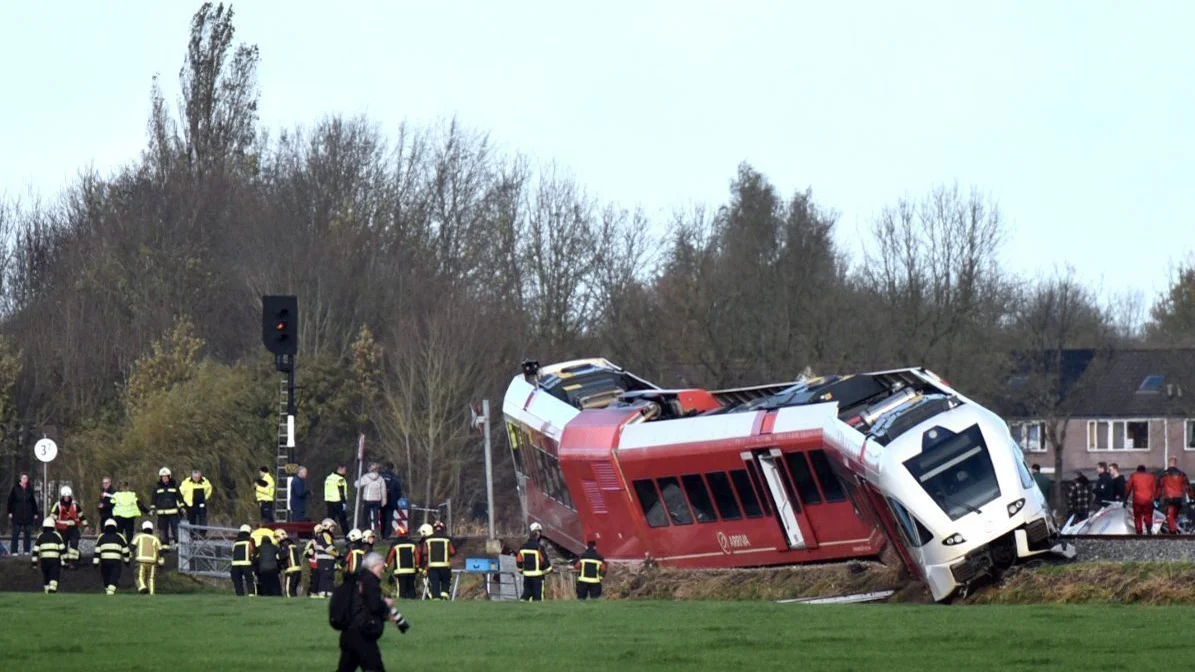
[321,518,336,530]
[142,521,154,531]
[60,486,72,498]
[529,522,543,532]
[104,518,117,528]
[159,467,171,477]
[239,524,252,533]
[417,523,433,537]
[362,530,376,544]
[313,522,324,534]
[42,516,55,528]
[347,528,362,542]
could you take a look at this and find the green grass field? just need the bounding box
[0,593,1185,671]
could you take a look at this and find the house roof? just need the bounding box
[1000,348,1195,418]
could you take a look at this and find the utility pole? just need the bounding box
[483,399,494,541]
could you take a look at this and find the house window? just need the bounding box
[1010,421,1047,453]
[1137,375,1165,393]
[1186,420,1195,451]
[1087,419,1151,451]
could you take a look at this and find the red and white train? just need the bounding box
[503,358,1072,601]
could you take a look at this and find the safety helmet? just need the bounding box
[159,467,171,477]
[529,522,543,532]
[60,485,72,498]
[275,529,288,542]
[104,518,117,529]
[395,523,408,537]
[433,521,445,531]
[42,516,55,528]
[362,530,376,544]
[239,524,252,533]
[313,522,324,534]
[142,521,154,531]
[347,528,362,542]
[321,518,336,530]
[418,523,433,537]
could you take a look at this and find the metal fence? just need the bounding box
[177,522,241,578]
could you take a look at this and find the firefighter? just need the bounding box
[356,529,376,572]
[255,533,282,597]
[255,466,276,523]
[344,528,364,575]
[179,469,214,531]
[574,539,606,600]
[386,524,420,599]
[276,529,302,597]
[314,518,339,597]
[50,486,88,569]
[421,521,456,600]
[230,524,256,596]
[1159,458,1192,534]
[151,467,185,551]
[324,465,350,531]
[131,520,166,595]
[303,523,321,597]
[93,519,131,595]
[1124,465,1160,535]
[516,528,551,601]
[111,480,148,546]
[31,516,65,594]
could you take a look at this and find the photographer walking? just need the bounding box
[335,551,409,671]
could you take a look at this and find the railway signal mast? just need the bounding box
[262,295,299,522]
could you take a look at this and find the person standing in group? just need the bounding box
[343,529,364,575]
[333,552,409,672]
[385,524,420,599]
[303,523,322,597]
[1067,470,1095,523]
[324,465,350,532]
[180,469,213,531]
[131,520,165,595]
[230,524,256,597]
[276,529,302,597]
[255,533,282,597]
[7,472,39,556]
[421,521,456,600]
[1109,463,1127,503]
[574,539,606,600]
[92,519,131,595]
[96,476,116,528]
[1030,464,1053,502]
[290,466,310,522]
[50,486,88,569]
[111,480,148,546]
[31,516,65,594]
[355,463,387,534]
[1159,457,1192,534]
[516,526,551,601]
[250,524,277,596]
[314,518,340,598]
[255,467,276,524]
[1124,465,1160,535]
[1092,462,1114,506]
[151,467,185,551]
[379,465,403,538]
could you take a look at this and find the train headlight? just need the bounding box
[943,533,966,546]
[1007,498,1026,517]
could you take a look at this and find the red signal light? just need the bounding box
[276,321,287,331]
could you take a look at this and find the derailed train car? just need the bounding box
[503,358,1073,601]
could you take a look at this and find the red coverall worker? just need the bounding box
[1159,467,1191,534]
[1124,469,1159,535]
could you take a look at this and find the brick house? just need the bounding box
[999,348,1195,475]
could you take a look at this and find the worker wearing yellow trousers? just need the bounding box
[131,520,165,594]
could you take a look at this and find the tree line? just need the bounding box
[1,3,1193,524]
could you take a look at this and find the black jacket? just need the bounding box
[1110,475,1127,502]
[153,478,184,512]
[1093,473,1114,503]
[7,484,39,524]
[350,571,390,638]
[97,485,116,521]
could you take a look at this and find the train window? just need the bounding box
[887,497,934,547]
[809,449,847,502]
[633,479,669,528]
[657,477,694,525]
[744,462,773,516]
[705,472,742,521]
[783,452,822,505]
[681,474,718,523]
[905,424,1001,521]
[730,469,765,519]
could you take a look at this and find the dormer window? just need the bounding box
[1137,375,1165,394]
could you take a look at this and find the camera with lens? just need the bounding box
[390,608,410,634]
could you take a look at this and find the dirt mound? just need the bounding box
[966,561,1195,605]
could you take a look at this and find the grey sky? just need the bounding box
[2,1,1191,306]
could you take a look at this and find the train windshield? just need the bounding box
[903,424,1001,521]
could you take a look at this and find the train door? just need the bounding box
[780,449,872,543]
[745,450,806,549]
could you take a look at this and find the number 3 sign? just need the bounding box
[34,438,58,463]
